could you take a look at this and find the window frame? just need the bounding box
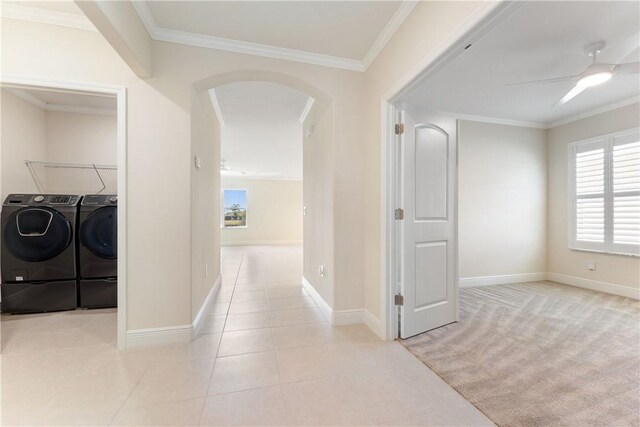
[568,127,640,257]
[221,188,248,229]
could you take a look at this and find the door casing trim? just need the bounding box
[1,75,128,349]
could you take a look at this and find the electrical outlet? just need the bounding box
[587,261,596,271]
[205,264,208,277]
[303,206,307,216]
[319,264,325,278]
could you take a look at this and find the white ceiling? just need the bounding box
[406,1,640,127]
[146,1,401,60]
[214,82,310,180]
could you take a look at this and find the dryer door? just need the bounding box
[80,207,117,259]
[3,208,73,262]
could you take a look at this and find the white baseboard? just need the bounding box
[192,274,221,337]
[126,274,222,348]
[125,324,192,347]
[221,240,302,246]
[332,309,364,325]
[546,272,640,300]
[301,277,332,322]
[300,277,383,338]
[459,272,547,288]
[363,310,384,339]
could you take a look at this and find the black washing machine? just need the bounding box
[1,194,80,313]
[78,194,117,308]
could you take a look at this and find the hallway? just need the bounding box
[196,244,492,426]
[1,245,492,426]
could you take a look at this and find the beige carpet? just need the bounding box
[401,281,640,427]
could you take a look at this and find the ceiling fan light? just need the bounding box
[577,71,612,87]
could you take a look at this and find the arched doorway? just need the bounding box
[190,70,335,335]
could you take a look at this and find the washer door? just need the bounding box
[3,208,72,262]
[80,207,117,259]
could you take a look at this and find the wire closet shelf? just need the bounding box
[25,160,117,195]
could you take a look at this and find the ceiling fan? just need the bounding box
[506,41,640,105]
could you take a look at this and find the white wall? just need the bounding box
[191,88,221,323]
[45,111,117,164]
[45,111,117,193]
[0,89,46,202]
[220,177,302,246]
[547,103,640,292]
[1,89,117,198]
[303,102,335,306]
[459,120,547,280]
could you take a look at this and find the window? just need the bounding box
[222,189,247,228]
[569,129,640,256]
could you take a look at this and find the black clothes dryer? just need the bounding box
[78,194,117,308]
[1,194,80,313]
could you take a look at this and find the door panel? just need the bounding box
[415,126,448,220]
[400,107,457,339]
[415,241,448,308]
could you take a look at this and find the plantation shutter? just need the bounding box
[570,129,640,256]
[573,140,606,250]
[612,131,640,252]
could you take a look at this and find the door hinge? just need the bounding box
[394,208,404,220]
[395,294,404,306]
[395,123,405,135]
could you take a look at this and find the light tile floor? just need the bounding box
[0,245,493,426]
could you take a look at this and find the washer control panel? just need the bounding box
[81,194,118,206]
[3,194,80,206]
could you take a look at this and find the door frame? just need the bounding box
[1,75,128,349]
[380,1,520,339]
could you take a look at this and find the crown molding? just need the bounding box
[361,1,418,69]
[45,104,117,116]
[208,89,225,127]
[7,88,47,109]
[7,88,116,116]
[441,95,640,130]
[298,97,315,123]
[547,96,640,129]
[153,26,364,72]
[0,3,96,31]
[442,111,548,129]
[132,0,419,72]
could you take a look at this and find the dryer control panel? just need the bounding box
[81,194,117,206]
[3,194,81,207]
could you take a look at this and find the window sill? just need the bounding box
[221,226,248,229]
[569,247,639,258]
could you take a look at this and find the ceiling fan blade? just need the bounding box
[614,62,640,75]
[557,85,587,105]
[505,75,576,87]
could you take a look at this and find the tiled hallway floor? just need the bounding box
[0,245,493,426]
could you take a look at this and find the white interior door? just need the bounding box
[399,106,458,338]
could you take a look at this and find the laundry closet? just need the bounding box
[0,87,118,315]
